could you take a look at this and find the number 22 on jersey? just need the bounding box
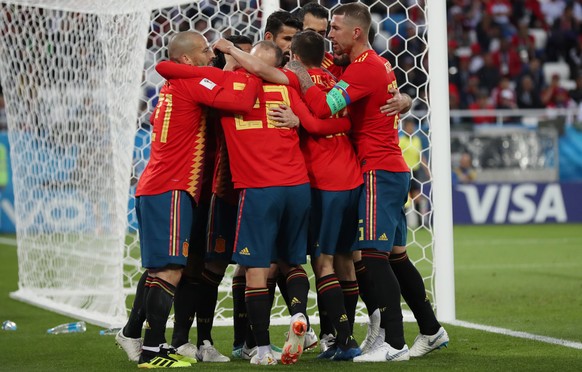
[233,84,291,130]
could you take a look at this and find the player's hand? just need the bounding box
[381,88,412,116]
[268,104,299,128]
[213,39,234,54]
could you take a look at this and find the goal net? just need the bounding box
[0,0,150,326]
[1,0,453,327]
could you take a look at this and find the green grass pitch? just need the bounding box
[1,224,581,371]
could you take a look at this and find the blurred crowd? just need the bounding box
[2,0,582,132]
[445,0,582,125]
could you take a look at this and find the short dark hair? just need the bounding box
[291,31,325,67]
[265,10,303,38]
[212,34,253,69]
[332,3,371,34]
[298,2,329,22]
[226,34,253,46]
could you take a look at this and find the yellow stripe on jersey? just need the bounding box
[170,190,180,256]
[367,171,375,240]
[233,82,246,91]
[322,57,332,68]
[187,109,206,196]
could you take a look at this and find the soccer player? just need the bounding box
[296,5,414,353]
[263,13,319,348]
[164,35,254,364]
[115,30,259,368]
[287,3,448,362]
[264,10,303,66]
[297,2,344,79]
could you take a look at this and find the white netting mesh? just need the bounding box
[0,0,150,326]
[1,0,436,327]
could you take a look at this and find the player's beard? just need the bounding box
[333,52,350,67]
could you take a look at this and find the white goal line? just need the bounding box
[448,319,582,350]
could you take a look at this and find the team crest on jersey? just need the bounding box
[182,241,189,257]
[200,78,217,90]
[215,237,226,254]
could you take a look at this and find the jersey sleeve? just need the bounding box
[281,68,301,92]
[156,61,227,84]
[304,61,374,117]
[187,73,260,114]
[289,88,351,136]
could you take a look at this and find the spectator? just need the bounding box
[485,0,515,37]
[523,0,549,29]
[546,4,579,64]
[492,37,523,78]
[519,57,546,91]
[511,21,536,62]
[516,75,544,108]
[491,77,516,107]
[469,89,496,125]
[476,13,501,52]
[547,87,576,109]
[454,152,477,184]
[460,75,481,109]
[477,53,501,92]
[542,73,567,107]
[450,55,471,100]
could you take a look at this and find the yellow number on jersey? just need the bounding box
[235,85,291,130]
[152,93,173,143]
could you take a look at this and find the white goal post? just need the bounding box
[0,0,454,327]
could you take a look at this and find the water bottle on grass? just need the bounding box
[47,321,86,334]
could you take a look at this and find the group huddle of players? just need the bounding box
[115,2,449,368]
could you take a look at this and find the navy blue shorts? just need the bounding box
[309,187,361,258]
[233,183,310,268]
[136,190,198,269]
[205,193,238,262]
[357,171,410,252]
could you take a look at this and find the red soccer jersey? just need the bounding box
[284,67,361,191]
[136,71,259,202]
[220,77,309,189]
[304,49,410,174]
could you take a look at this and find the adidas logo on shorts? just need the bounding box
[240,247,250,255]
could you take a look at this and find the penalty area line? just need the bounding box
[448,319,582,350]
